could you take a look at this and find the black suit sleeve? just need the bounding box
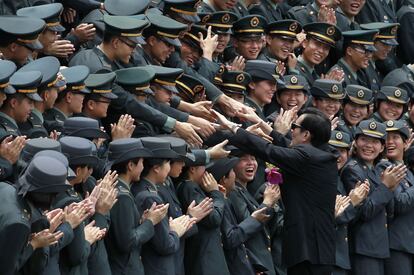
[230,128,309,175]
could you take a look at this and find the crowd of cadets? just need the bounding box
[0,0,414,274]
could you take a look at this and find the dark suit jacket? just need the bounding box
[230,128,338,267]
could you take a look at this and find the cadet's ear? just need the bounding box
[65,91,73,103]
[146,36,157,47]
[265,35,272,46]
[8,42,18,53]
[346,46,353,57]
[86,99,95,110]
[248,82,255,90]
[9,97,18,109]
[112,37,120,49]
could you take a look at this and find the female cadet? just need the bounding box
[336,85,372,139]
[371,86,409,123]
[376,120,414,275]
[340,119,406,275]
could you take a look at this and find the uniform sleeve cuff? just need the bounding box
[163,117,177,132]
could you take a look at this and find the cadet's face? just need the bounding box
[250,80,277,105]
[313,97,342,117]
[234,154,258,183]
[154,160,171,184]
[386,132,406,161]
[227,93,245,104]
[192,166,206,184]
[216,34,231,53]
[348,46,373,69]
[374,41,393,61]
[153,86,173,105]
[302,38,330,66]
[316,0,330,6]
[131,158,144,181]
[378,100,404,121]
[234,36,263,60]
[116,38,137,64]
[212,0,237,10]
[39,29,58,52]
[169,160,185,178]
[343,101,368,126]
[180,42,201,67]
[152,38,175,64]
[14,97,34,122]
[222,169,236,193]
[266,35,294,61]
[0,92,6,107]
[340,0,366,17]
[12,43,32,65]
[70,92,85,114]
[277,90,307,110]
[355,135,384,164]
[91,97,111,118]
[44,88,58,109]
[336,148,349,170]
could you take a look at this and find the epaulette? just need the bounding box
[290,5,306,12]
[147,184,158,193]
[117,185,130,194]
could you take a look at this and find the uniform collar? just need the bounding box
[298,55,315,73]
[52,107,68,119]
[311,1,320,12]
[32,108,44,124]
[0,111,18,128]
[117,177,131,191]
[339,58,358,79]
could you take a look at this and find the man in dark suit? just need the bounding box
[216,107,338,275]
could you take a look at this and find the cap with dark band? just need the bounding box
[182,25,207,53]
[344,85,373,105]
[220,71,252,96]
[104,0,150,16]
[10,71,43,102]
[342,29,379,52]
[115,66,155,95]
[303,22,342,47]
[63,117,109,139]
[151,65,183,94]
[385,120,410,140]
[278,75,309,93]
[266,19,302,40]
[108,138,153,166]
[376,86,409,105]
[245,60,285,85]
[233,15,267,37]
[144,13,188,47]
[104,14,149,44]
[163,0,201,23]
[329,130,351,148]
[213,64,226,85]
[176,74,205,103]
[61,65,90,94]
[17,3,65,32]
[311,79,345,100]
[360,22,399,46]
[0,60,16,95]
[0,16,46,50]
[140,137,180,159]
[355,119,387,140]
[18,56,63,92]
[85,71,118,99]
[202,11,238,34]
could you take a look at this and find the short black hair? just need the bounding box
[103,32,119,43]
[298,107,331,147]
[111,158,141,175]
[141,158,169,178]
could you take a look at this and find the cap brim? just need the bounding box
[161,37,181,47]
[179,13,200,23]
[100,92,118,99]
[69,155,99,167]
[358,130,385,140]
[223,89,245,96]
[111,148,154,165]
[235,33,263,38]
[328,140,350,148]
[25,40,43,51]
[2,85,16,95]
[66,128,109,139]
[78,87,91,94]
[212,27,232,34]
[48,24,65,32]
[54,79,66,88]
[144,88,154,95]
[26,93,43,102]
[379,38,398,46]
[151,148,180,159]
[310,36,335,48]
[128,36,146,45]
[67,167,76,180]
[162,85,179,94]
[24,178,71,194]
[362,44,377,52]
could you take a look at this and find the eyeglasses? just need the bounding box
[351,46,374,55]
[119,38,137,49]
[291,123,304,130]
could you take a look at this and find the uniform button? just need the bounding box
[345,237,348,242]
[385,224,388,228]
[140,256,142,260]
[268,247,271,251]
[221,243,223,247]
